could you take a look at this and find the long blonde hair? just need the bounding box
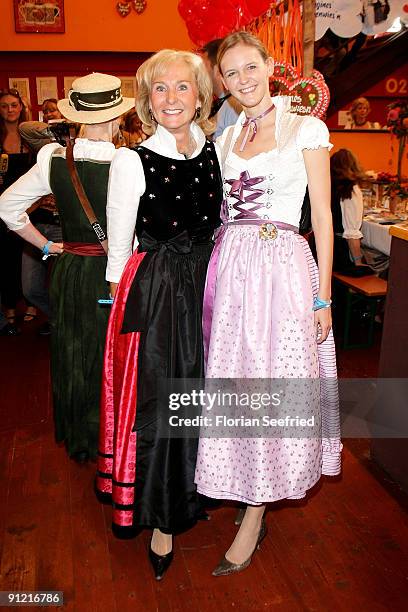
[135,49,214,136]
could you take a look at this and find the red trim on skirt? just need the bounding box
[96,250,146,527]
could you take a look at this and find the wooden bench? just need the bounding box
[332,272,388,349]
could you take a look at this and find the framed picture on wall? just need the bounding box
[63,76,79,97]
[118,77,136,102]
[36,77,58,104]
[8,77,31,103]
[14,0,65,34]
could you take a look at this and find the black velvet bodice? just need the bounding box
[134,141,222,244]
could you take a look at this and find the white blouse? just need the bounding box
[218,96,332,228]
[106,122,216,283]
[0,139,116,231]
[340,185,364,240]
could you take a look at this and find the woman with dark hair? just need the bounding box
[331,148,388,275]
[331,148,368,271]
[0,88,35,329]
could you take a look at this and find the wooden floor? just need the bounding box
[0,321,408,611]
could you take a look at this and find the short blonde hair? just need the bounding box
[217,31,269,74]
[135,49,214,136]
[350,97,371,116]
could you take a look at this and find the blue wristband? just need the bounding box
[313,297,332,311]
[41,240,54,260]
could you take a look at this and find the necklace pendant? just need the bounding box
[259,223,278,241]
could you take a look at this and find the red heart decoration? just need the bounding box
[117,2,131,17]
[311,69,325,81]
[270,61,330,119]
[271,77,330,119]
[273,62,300,81]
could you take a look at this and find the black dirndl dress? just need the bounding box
[97,140,222,535]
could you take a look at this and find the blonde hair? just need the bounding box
[350,97,371,116]
[135,49,214,136]
[217,31,269,74]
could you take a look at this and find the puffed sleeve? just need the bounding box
[340,185,364,239]
[0,142,58,231]
[296,115,333,152]
[105,147,146,283]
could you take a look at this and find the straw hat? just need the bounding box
[58,73,134,124]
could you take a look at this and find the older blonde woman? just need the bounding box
[96,50,222,580]
[344,97,381,129]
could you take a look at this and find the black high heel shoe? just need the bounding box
[149,537,174,581]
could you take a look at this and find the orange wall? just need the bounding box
[0,0,192,52]
[329,131,407,177]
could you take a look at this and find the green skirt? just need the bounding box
[49,252,110,459]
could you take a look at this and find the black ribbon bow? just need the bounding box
[138,230,192,254]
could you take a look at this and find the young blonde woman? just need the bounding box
[96,50,222,580]
[194,32,342,576]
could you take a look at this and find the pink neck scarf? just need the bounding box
[239,103,275,152]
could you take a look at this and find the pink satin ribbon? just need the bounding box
[239,103,275,152]
[226,170,264,220]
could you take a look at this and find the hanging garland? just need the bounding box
[246,0,303,74]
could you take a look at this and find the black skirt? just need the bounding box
[115,238,213,533]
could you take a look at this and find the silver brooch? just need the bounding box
[259,223,278,241]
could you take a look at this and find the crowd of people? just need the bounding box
[0,31,344,581]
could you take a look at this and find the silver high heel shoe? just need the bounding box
[212,519,267,577]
